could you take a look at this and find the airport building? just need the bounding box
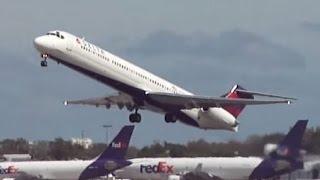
[71,137,93,149]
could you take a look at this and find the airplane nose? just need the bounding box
[34,36,53,52]
[34,37,42,47]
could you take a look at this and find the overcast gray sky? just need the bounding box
[0,0,319,146]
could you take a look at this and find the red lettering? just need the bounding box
[158,162,166,173]
[140,162,174,174]
[167,165,174,173]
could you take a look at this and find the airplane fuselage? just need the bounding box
[0,126,135,180]
[33,30,243,131]
[0,160,91,179]
[115,157,262,180]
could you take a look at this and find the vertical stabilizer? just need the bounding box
[249,120,308,179]
[222,84,254,118]
[97,125,134,160]
[79,125,134,180]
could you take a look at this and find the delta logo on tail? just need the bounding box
[140,161,174,174]
[111,142,127,149]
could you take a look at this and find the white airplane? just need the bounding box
[0,126,134,180]
[114,120,308,180]
[34,30,294,131]
[115,157,261,180]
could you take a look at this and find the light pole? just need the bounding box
[102,125,112,145]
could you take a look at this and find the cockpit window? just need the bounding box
[46,31,64,39]
[46,32,56,36]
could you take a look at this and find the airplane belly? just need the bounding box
[181,108,236,131]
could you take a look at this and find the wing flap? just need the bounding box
[64,93,135,110]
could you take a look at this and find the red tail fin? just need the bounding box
[222,85,254,118]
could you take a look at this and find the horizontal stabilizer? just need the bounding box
[235,89,297,100]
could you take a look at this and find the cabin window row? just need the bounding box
[81,46,110,62]
[80,45,171,91]
[110,60,170,91]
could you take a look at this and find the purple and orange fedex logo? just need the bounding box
[140,162,174,174]
[112,142,127,149]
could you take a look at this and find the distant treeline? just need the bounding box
[0,126,319,160]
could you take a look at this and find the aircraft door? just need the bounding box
[66,37,74,52]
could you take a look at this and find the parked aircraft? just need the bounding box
[0,120,308,180]
[114,120,308,180]
[0,126,134,180]
[34,31,294,131]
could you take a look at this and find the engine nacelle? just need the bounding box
[264,143,278,156]
[197,108,237,131]
[264,143,306,157]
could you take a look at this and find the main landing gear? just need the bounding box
[128,111,178,123]
[40,54,48,67]
[129,109,141,123]
[165,113,177,123]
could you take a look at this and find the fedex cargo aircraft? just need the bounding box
[0,126,134,180]
[34,31,294,131]
[0,121,307,180]
[115,120,308,180]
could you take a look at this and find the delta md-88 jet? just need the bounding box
[34,30,294,131]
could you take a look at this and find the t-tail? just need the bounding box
[249,120,308,180]
[222,84,296,118]
[222,85,254,118]
[79,125,134,180]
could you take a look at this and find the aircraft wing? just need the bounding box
[146,92,292,110]
[64,93,136,110]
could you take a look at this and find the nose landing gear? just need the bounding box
[40,60,47,67]
[40,54,48,67]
